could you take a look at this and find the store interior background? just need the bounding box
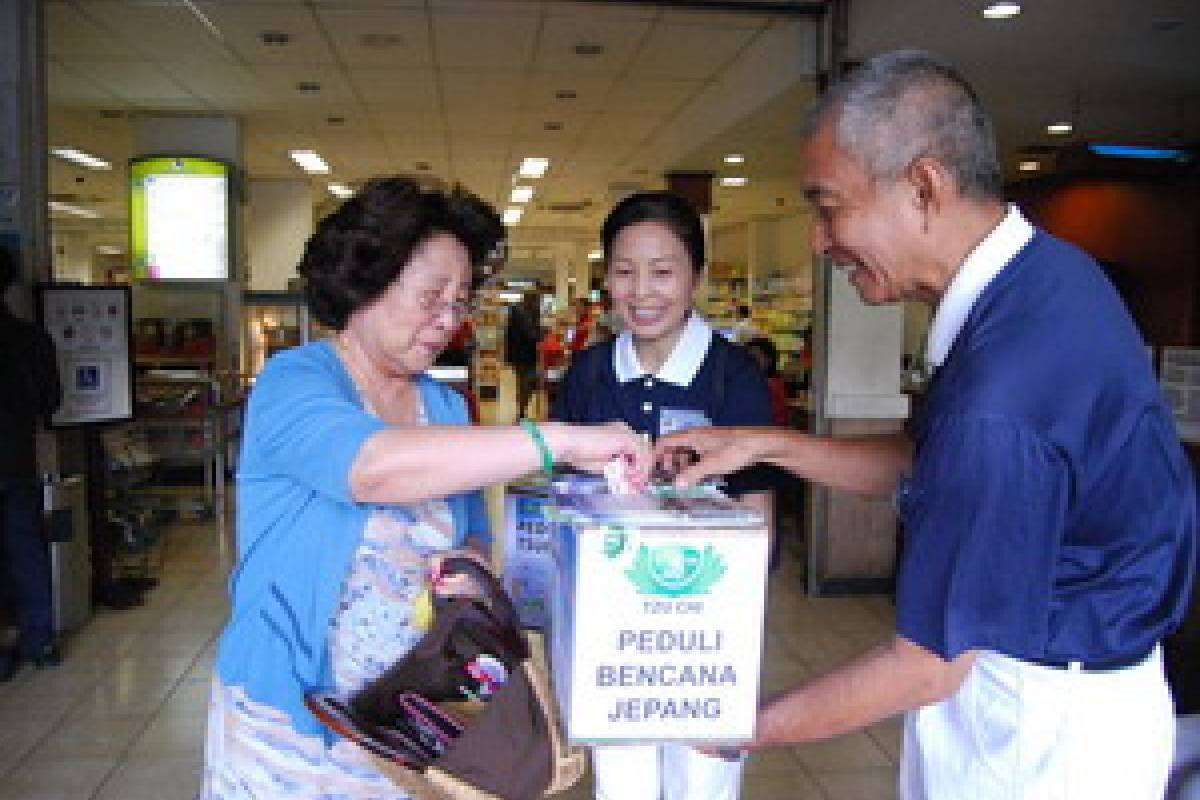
[34,0,1200,587]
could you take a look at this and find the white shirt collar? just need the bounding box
[925,204,1034,368]
[614,311,713,386]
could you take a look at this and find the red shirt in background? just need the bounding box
[766,375,790,426]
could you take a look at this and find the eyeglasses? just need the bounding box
[413,289,476,320]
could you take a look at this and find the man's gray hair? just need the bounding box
[803,49,1003,201]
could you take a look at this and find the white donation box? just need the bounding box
[549,490,768,744]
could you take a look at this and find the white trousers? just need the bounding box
[900,647,1174,800]
[592,743,744,800]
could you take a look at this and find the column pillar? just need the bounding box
[808,260,908,594]
[665,170,714,288]
[0,0,48,315]
[246,178,312,291]
[746,217,780,306]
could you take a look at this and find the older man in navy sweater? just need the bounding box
[661,50,1196,799]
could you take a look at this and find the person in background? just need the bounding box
[505,289,541,421]
[0,248,62,680]
[552,190,775,800]
[569,297,594,353]
[659,50,1196,799]
[728,304,764,343]
[201,176,650,800]
[744,336,790,427]
[538,314,568,412]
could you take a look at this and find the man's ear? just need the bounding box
[908,157,953,215]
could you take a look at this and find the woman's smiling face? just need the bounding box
[605,220,699,350]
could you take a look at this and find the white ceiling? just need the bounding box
[45,0,1200,260]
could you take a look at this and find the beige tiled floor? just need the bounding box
[0,375,903,799]
[0,518,901,800]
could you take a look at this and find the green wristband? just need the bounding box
[520,418,555,478]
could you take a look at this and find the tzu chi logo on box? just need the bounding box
[622,543,727,598]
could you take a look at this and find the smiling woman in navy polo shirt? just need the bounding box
[551,190,773,800]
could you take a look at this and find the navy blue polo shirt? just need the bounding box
[896,230,1197,665]
[551,314,775,495]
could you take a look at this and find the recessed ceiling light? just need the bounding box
[1046,122,1073,135]
[1018,160,1040,172]
[296,81,321,93]
[503,207,524,226]
[259,30,291,46]
[48,200,101,219]
[720,176,748,187]
[50,147,111,170]
[723,154,745,165]
[981,2,1021,19]
[573,43,606,57]
[288,149,330,174]
[95,245,123,255]
[587,249,603,261]
[510,186,534,204]
[518,157,550,178]
[328,183,354,198]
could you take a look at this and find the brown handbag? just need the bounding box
[306,558,583,800]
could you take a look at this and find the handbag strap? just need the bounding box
[437,557,523,637]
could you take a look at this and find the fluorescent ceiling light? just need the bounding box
[50,147,111,170]
[587,249,603,261]
[518,157,550,178]
[506,279,537,289]
[723,154,745,164]
[720,176,748,187]
[48,200,101,219]
[1087,143,1192,162]
[982,2,1021,19]
[1018,161,1040,172]
[328,182,354,198]
[498,291,523,303]
[95,245,124,255]
[510,185,535,204]
[1046,122,1073,135]
[502,207,524,226]
[288,149,330,174]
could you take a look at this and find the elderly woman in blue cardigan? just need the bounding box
[201,177,648,800]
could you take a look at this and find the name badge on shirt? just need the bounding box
[659,407,711,437]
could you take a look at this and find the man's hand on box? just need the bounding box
[656,427,758,487]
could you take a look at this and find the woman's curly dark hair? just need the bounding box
[299,176,504,330]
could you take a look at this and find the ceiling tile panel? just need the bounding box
[432,9,539,69]
[579,113,662,145]
[348,68,438,110]
[316,7,433,68]
[447,135,511,162]
[65,60,198,103]
[605,79,703,115]
[166,61,270,108]
[46,2,130,59]
[83,2,236,63]
[367,108,445,138]
[250,65,359,106]
[534,16,652,75]
[198,3,336,66]
[47,62,119,105]
[628,23,759,80]
[521,73,616,113]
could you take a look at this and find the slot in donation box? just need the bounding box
[549,489,768,744]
